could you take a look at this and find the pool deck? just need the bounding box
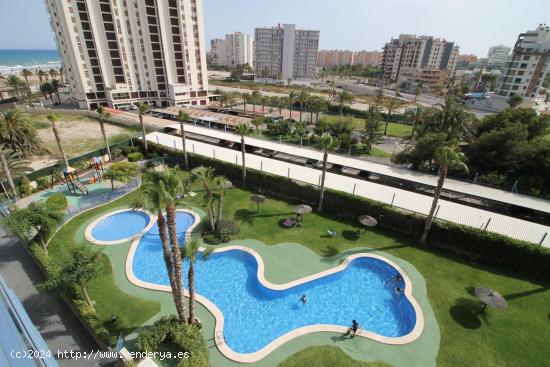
[71,204,440,367]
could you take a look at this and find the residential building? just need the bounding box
[209,38,224,66]
[487,44,511,65]
[317,50,355,66]
[255,24,319,81]
[381,34,459,91]
[45,0,209,110]
[210,32,254,68]
[487,24,550,112]
[354,50,383,66]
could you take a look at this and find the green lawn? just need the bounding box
[320,114,412,138]
[46,174,550,367]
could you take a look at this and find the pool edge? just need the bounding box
[84,208,156,245]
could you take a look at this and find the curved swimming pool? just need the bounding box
[90,210,151,242]
[130,211,418,356]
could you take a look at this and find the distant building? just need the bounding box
[354,50,383,66]
[381,34,459,92]
[487,24,550,112]
[45,0,209,109]
[487,45,511,65]
[317,50,355,66]
[210,32,254,69]
[255,24,320,81]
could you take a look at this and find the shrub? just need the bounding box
[73,299,110,341]
[122,145,138,156]
[147,152,159,159]
[19,176,33,197]
[215,220,240,243]
[202,233,220,246]
[46,194,68,211]
[36,176,51,190]
[127,152,143,162]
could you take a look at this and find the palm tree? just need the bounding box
[383,97,399,135]
[177,110,190,169]
[276,97,286,116]
[330,79,336,99]
[0,147,32,182]
[192,166,215,230]
[40,82,54,103]
[241,92,250,111]
[46,112,69,169]
[309,96,326,124]
[51,79,62,104]
[137,102,150,154]
[182,237,201,324]
[288,91,297,120]
[234,123,252,186]
[406,106,425,139]
[317,132,336,211]
[21,69,33,90]
[374,87,384,108]
[433,97,475,141]
[58,67,65,84]
[260,95,270,115]
[135,169,188,323]
[297,90,310,122]
[37,70,47,86]
[251,90,261,112]
[48,68,59,81]
[213,175,231,229]
[219,93,229,109]
[96,106,112,162]
[2,75,25,98]
[251,117,263,135]
[414,84,423,104]
[294,122,307,146]
[336,91,354,115]
[420,145,468,244]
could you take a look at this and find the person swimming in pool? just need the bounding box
[300,294,308,304]
[395,286,403,294]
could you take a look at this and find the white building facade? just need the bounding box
[487,24,550,112]
[45,0,209,109]
[487,45,511,65]
[210,32,253,69]
[255,24,319,81]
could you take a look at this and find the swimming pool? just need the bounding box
[125,210,423,361]
[87,209,152,244]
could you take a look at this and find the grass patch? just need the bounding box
[279,346,391,367]
[320,114,412,138]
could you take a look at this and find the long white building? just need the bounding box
[210,32,254,69]
[255,24,319,81]
[45,0,209,109]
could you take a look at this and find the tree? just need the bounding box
[297,90,310,122]
[363,107,383,153]
[277,97,287,116]
[21,69,33,90]
[405,106,426,139]
[182,238,202,324]
[192,166,216,231]
[420,145,468,244]
[177,110,190,169]
[5,201,65,253]
[251,117,263,134]
[374,88,384,108]
[260,95,270,114]
[393,132,449,170]
[135,169,188,323]
[430,97,476,141]
[0,109,39,195]
[507,95,523,109]
[241,92,250,111]
[383,97,399,135]
[51,79,62,103]
[137,102,150,154]
[414,84,423,104]
[0,147,32,190]
[308,96,326,124]
[103,162,140,190]
[46,112,70,169]
[251,90,261,112]
[213,176,231,229]
[294,122,308,146]
[37,70,47,86]
[40,82,54,103]
[317,132,337,211]
[49,68,59,81]
[42,243,103,308]
[288,91,297,120]
[336,91,354,115]
[96,106,112,162]
[234,123,252,186]
[2,75,26,98]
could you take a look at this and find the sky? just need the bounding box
[0,0,549,57]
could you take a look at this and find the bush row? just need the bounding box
[140,140,550,280]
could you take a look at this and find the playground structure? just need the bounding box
[51,157,105,196]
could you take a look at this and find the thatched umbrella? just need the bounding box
[250,194,266,212]
[358,215,378,232]
[293,204,312,223]
[475,286,507,313]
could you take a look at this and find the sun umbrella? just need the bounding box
[358,215,378,232]
[475,286,507,313]
[293,204,312,223]
[250,194,266,212]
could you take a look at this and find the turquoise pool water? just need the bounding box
[91,211,150,242]
[129,211,417,354]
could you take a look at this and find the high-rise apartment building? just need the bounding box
[45,0,209,110]
[255,24,319,81]
[487,45,511,65]
[354,51,383,66]
[210,32,253,68]
[487,24,550,112]
[317,50,355,66]
[381,34,459,91]
[209,38,224,65]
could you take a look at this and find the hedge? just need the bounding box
[140,139,550,280]
[127,152,144,162]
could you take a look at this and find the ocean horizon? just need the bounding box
[0,49,61,73]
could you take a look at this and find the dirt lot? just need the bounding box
[25,112,136,170]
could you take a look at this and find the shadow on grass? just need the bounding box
[342,229,360,241]
[320,245,339,257]
[503,286,549,301]
[449,298,482,329]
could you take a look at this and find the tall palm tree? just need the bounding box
[374,87,384,108]
[414,84,423,104]
[288,91,297,120]
[241,92,250,111]
[177,110,190,169]
[383,97,399,135]
[192,166,215,230]
[96,106,112,162]
[276,97,286,116]
[420,145,468,244]
[48,68,59,81]
[0,147,32,180]
[406,106,425,139]
[137,102,150,154]
[336,91,354,115]
[40,82,54,103]
[432,97,475,141]
[219,93,229,109]
[309,96,326,124]
[330,79,336,99]
[297,90,310,122]
[182,238,201,325]
[135,170,186,323]
[58,67,65,84]
[213,175,230,229]
[51,79,62,104]
[251,117,263,134]
[37,70,47,86]
[46,112,69,169]
[317,132,336,211]
[234,123,252,186]
[2,75,25,98]
[251,90,261,112]
[21,69,33,90]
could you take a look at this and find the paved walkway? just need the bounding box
[0,225,115,367]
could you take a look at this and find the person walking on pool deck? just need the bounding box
[300,294,308,304]
[346,320,360,337]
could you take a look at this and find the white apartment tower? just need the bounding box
[488,24,550,112]
[487,45,511,65]
[45,0,209,109]
[255,24,319,81]
[211,32,254,68]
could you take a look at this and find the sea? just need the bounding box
[0,49,61,74]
